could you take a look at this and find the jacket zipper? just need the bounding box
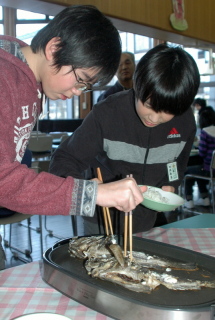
[142,128,151,183]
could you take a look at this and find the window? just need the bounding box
[46,97,79,120]
[1,6,215,118]
[185,47,215,108]
[16,9,52,44]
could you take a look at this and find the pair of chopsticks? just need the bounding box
[96,168,113,236]
[124,174,133,261]
[97,168,132,260]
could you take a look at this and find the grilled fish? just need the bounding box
[68,236,215,293]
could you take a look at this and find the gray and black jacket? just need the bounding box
[50,89,196,233]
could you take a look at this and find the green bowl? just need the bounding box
[140,186,184,212]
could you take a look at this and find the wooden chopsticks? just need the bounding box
[124,212,128,256]
[129,208,133,261]
[124,174,133,261]
[96,168,133,260]
[96,168,113,236]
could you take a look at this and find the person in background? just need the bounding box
[0,5,145,269]
[192,98,208,147]
[97,52,135,102]
[193,98,207,115]
[184,107,215,209]
[191,103,214,157]
[50,43,200,235]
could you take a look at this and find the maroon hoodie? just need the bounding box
[0,35,97,217]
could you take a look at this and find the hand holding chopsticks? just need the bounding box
[96,168,113,236]
[96,169,136,260]
[96,178,145,213]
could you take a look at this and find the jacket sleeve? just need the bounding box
[49,109,103,179]
[0,161,97,217]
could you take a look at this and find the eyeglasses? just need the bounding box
[73,69,92,92]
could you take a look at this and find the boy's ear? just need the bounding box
[45,37,61,61]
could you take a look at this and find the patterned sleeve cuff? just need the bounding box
[69,179,98,217]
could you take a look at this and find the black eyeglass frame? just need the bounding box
[73,69,92,93]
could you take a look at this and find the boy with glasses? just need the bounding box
[0,4,145,269]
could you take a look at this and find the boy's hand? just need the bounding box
[96,178,146,212]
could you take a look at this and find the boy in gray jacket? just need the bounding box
[50,44,200,235]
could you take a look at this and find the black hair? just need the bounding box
[31,5,121,86]
[193,98,207,115]
[134,43,200,116]
[199,107,215,129]
[193,98,207,108]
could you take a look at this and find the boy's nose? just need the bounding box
[71,87,82,96]
[149,113,160,123]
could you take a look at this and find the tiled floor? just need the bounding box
[1,215,76,269]
[1,184,213,269]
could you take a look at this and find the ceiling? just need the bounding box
[0,0,65,16]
